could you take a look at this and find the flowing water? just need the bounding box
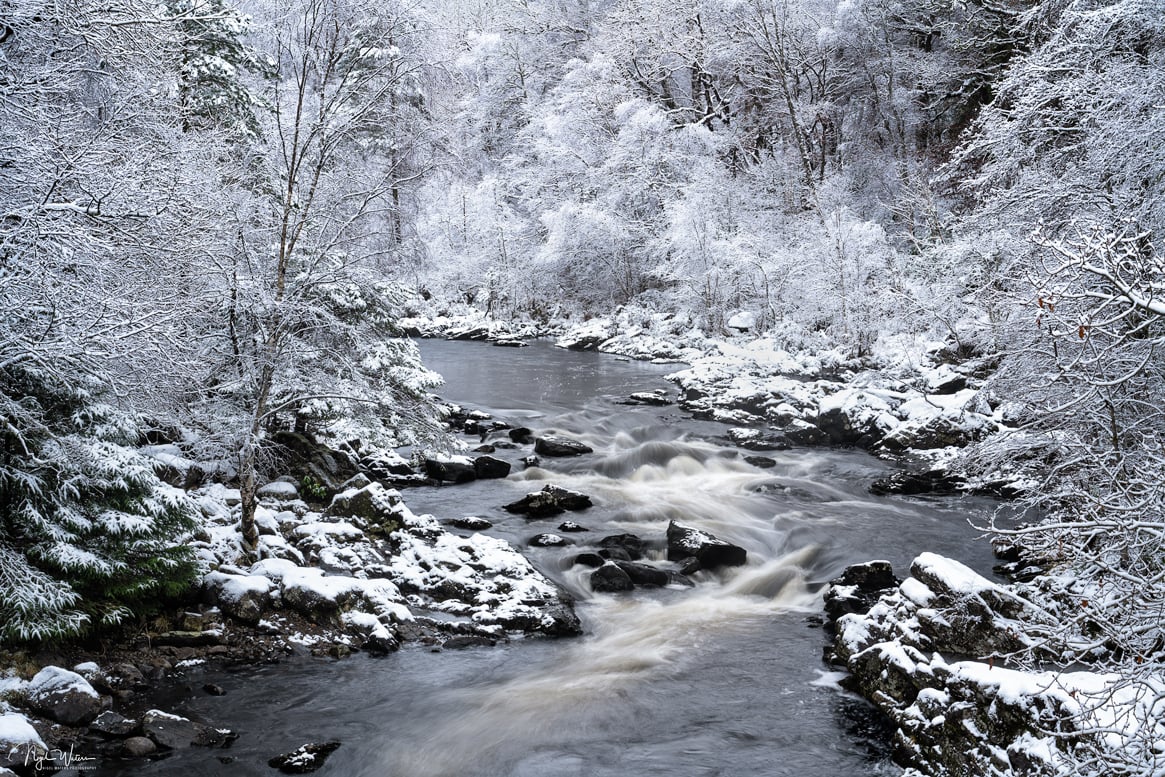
[97,340,1000,777]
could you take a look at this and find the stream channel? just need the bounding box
[99,339,1001,777]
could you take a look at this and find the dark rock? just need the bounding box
[597,533,647,561]
[813,407,886,448]
[154,631,226,648]
[423,457,477,484]
[590,563,634,593]
[26,667,107,726]
[573,552,606,568]
[625,390,672,406]
[121,737,158,757]
[442,636,495,649]
[728,428,791,451]
[782,419,829,446]
[931,375,968,395]
[473,444,496,453]
[529,533,570,547]
[271,431,360,492]
[503,485,593,518]
[90,710,138,737]
[509,427,534,444]
[534,435,594,457]
[142,710,229,749]
[449,516,493,531]
[202,684,226,697]
[744,455,777,469]
[473,455,511,480]
[614,561,670,587]
[598,547,633,562]
[823,561,900,621]
[360,452,414,480]
[268,742,342,774]
[666,521,747,569]
[448,325,490,341]
[557,521,588,533]
[676,556,702,576]
[869,469,965,496]
[521,455,540,469]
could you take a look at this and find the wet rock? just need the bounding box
[597,533,647,561]
[154,630,227,648]
[423,457,477,484]
[493,339,528,348]
[557,521,588,533]
[503,484,593,518]
[202,684,226,697]
[823,561,900,621]
[442,636,495,649]
[509,427,534,444]
[472,455,511,480]
[782,419,829,446]
[534,435,594,457]
[473,444,496,453]
[869,469,965,496]
[573,552,606,568]
[666,521,747,569]
[142,710,230,749]
[268,741,342,774]
[449,516,493,531]
[744,455,777,469]
[625,390,672,406]
[613,561,670,587]
[728,428,791,451]
[529,533,570,548]
[26,667,107,726]
[122,736,158,757]
[590,563,634,593]
[521,455,540,469]
[90,710,138,737]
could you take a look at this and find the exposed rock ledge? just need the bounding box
[826,554,1161,777]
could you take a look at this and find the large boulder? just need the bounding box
[472,455,511,480]
[503,485,593,518]
[25,667,107,726]
[666,521,747,570]
[613,561,670,587]
[271,431,360,492]
[202,571,274,625]
[422,456,477,484]
[597,533,647,561]
[534,435,594,457]
[141,710,230,749]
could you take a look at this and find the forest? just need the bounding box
[1,0,1164,774]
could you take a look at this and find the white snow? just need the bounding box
[26,667,99,701]
[0,712,46,753]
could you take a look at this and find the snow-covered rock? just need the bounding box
[24,667,106,726]
[0,711,46,770]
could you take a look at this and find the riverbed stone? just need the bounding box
[529,533,570,547]
[449,516,493,531]
[597,533,647,561]
[473,456,511,479]
[509,427,534,444]
[613,561,670,587]
[534,435,594,457]
[142,710,229,749]
[557,521,588,532]
[823,561,900,620]
[121,736,158,757]
[573,552,606,568]
[269,741,342,774]
[666,521,747,569]
[503,484,593,518]
[90,710,138,737]
[423,457,477,484]
[590,563,634,593]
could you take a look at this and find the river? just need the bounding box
[97,339,1000,777]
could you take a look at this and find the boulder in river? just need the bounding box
[822,560,900,621]
[869,468,965,496]
[509,427,534,444]
[423,456,477,484]
[597,533,647,561]
[666,521,747,570]
[449,516,493,531]
[503,484,593,518]
[613,561,670,587]
[590,562,634,593]
[142,709,231,748]
[557,521,588,532]
[534,435,594,457]
[473,455,511,480]
[268,741,342,774]
[529,533,570,547]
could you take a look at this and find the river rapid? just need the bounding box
[98,339,1000,777]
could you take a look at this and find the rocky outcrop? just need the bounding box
[824,554,1114,777]
[666,521,747,570]
[271,431,361,493]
